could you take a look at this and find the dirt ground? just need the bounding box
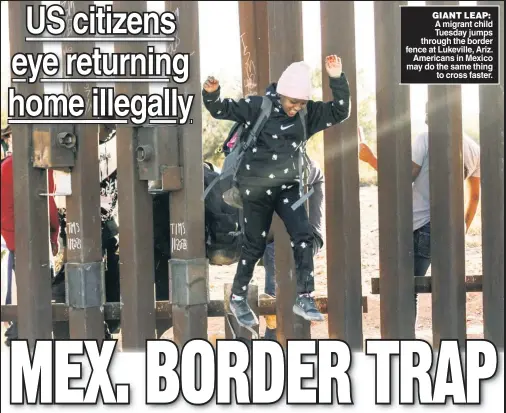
[1,186,484,351]
[164,185,485,346]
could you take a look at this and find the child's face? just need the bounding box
[280,95,308,117]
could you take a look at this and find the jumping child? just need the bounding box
[202,55,351,327]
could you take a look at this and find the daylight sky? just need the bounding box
[0,1,480,131]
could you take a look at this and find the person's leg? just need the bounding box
[230,187,275,328]
[5,249,14,305]
[4,252,17,346]
[263,242,276,297]
[262,241,277,339]
[154,248,172,338]
[413,222,431,325]
[275,186,323,321]
[51,266,70,339]
[103,235,121,335]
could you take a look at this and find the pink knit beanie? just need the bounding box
[276,61,312,100]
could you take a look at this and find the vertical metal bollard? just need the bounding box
[8,0,53,347]
[237,1,271,340]
[479,0,504,349]
[321,1,364,349]
[61,0,105,340]
[267,1,311,345]
[112,0,157,349]
[374,1,416,341]
[238,1,270,98]
[427,0,466,350]
[165,1,208,346]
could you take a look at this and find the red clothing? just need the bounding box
[1,155,60,252]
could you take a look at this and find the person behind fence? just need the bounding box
[51,132,121,339]
[202,55,351,327]
[262,158,325,339]
[357,105,481,324]
[1,126,12,159]
[1,125,60,345]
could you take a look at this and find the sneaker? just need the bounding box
[229,294,259,328]
[293,294,324,322]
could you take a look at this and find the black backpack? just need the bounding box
[203,163,243,265]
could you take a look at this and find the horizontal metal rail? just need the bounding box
[1,295,368,322]
[371,275,483,295]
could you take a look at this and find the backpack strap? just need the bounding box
[291,106,314,211]
[240,96,272,151]
[230,96,272,181]
[202,97,273,201]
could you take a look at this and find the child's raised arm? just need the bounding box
[306,56,351,136]
[202,76,262,124]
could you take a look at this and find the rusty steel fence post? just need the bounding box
[113,0,157,349]
[479,1,504,349]
[235,0,270,342]
[8,0,54,347]
[60,0,105,341]
[426,0,467,350]
[374,1,416,340]
[266,0,311,345]
[165,1,208,347]
[238,1,270,98]
[321,1,364,350]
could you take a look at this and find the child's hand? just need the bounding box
[203,76,220,93]
[325,55,342,78]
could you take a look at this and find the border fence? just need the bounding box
[1,1,503,352]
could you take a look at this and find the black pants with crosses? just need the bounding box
[232,183,315,297]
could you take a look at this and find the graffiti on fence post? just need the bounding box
[240,32,257,96]
[170,222,188,253]
[66,221,82,251]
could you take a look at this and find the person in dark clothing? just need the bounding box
[262,158,325,339]
[202,55,351,327]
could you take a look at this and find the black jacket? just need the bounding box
[306,159,325,246]
[202,73,350,189]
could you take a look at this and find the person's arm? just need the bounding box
[306,57,351,136]
[358,129,424,182]
[464,176,480,233]
[358,142,378,171]
[202,77,262,124]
